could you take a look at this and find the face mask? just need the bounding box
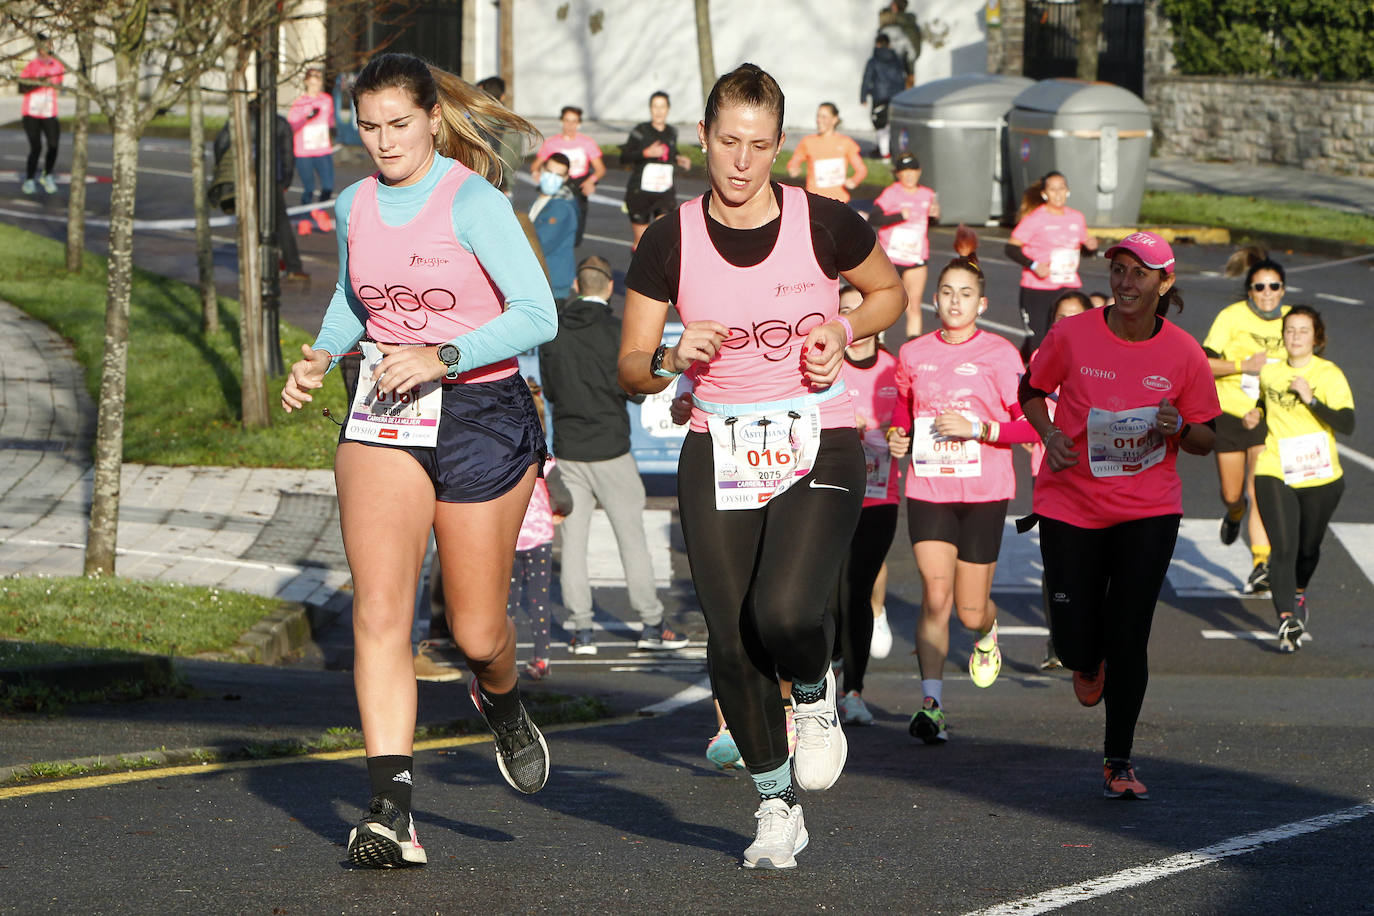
[539,173,565,195]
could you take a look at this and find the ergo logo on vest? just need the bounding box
[722,311,826,362]
[353,280,457,332]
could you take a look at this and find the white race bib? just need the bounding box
[909,413,982,478]
[1086,406,1165,477]
[27,88,55,118]
[1278,431,1335,485]
[1048,247,1080,285]
[885,223,927,264]
[345,341,443,448]
[708,407,822,510]
[813,157,846,189]
[640,162,674,193]
[861,429,892,499]
[562,146,588,178]
[302,122,331,153]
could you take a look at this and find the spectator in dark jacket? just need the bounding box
[861,32,908,159]
[538,256,684,656]
[211,102,305,279]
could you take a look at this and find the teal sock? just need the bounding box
[791,677,826,705]
[750,761,797,806]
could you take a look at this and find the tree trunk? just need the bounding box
[499,0,514,106]
[65,34,94,273]
[693,0,716,108]
[189,80,219,334]
[229,48,270,429]
[85,58,142,576]
[1077,0,1103,81]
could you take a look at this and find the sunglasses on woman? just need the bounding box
[1252,282,1283,292]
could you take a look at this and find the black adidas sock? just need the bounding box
[478,682,522,723]
[366,754,414,814]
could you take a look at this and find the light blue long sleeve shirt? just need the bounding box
[311,154,557,374]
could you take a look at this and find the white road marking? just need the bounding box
[963,801,1374,916]
[1331,522,1374,586]
[1201,629,1310,641]
[639,676,714,715]
[1337,444,1374,474]
[1286,251,1374,272]
[1316,292,1362,305]
[997,625,1050,636]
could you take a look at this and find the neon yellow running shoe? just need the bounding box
[968,622,1001,688]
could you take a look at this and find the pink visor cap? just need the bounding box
[1104,231,1175,274]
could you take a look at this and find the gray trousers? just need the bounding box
[557,452,664,630]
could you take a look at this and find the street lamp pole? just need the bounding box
[256,16,284,376]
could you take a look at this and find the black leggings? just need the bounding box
[23,115,59,179]
[832,503,898,695]
[1039,514,1180,761]
[1254,475,1344,618]
[678,428,864,774]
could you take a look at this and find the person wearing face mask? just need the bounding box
[1202,251,1289,595]
[1005,171,1099,360]
[280,52,557,868]
[1019,231,1219,801]
[621,90,693,250]
[531,153,579,300]
[532,105,605,247]
[1243,306,1353,653]
[886,229,1037,745]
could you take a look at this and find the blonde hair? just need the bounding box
[353,53,541,187]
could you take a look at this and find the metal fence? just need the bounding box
[1024,0,1145,97]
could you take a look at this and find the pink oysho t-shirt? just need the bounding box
[347,159,516,383]
[1010,205,1088,290]
[872,183,936,266]
[1027,308,1221,528]
[288,92,336,158]
[676,186,853,432]
[536,133,602,180]
[21,57,63,119]
[516,458,557,551]
[893,329,1025,503]
[844,349,901,506]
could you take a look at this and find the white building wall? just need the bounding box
[506,0,988,130]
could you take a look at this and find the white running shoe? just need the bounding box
[870,606,893,659]
[742,798,808,869]
[791,667,847,791]
[838,690,875,726]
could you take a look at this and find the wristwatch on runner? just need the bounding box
[651,344,681,378]
[437,343,462,381]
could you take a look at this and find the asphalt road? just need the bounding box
[1,131,1372,914]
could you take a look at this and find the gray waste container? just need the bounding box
[887,74,1034,225]
[1006,79,1153,227]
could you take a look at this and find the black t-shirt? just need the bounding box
[620,121,679,196]
[625,183,878,304]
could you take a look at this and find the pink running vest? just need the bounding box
[677,186,853,432]
[348,160,516,383]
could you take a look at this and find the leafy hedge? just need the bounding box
[1161,0,1374,82]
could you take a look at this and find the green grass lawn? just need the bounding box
[0,576,289,661]
[0,223,345,468]
[1139,191,1374,246]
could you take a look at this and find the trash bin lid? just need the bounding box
[1011,78,1148,116]
[893,73,1035,108]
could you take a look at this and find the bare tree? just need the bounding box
[1077,0,1103,81]
[188,80,219,333]
[64,32,94,273]
[693,0,716,107]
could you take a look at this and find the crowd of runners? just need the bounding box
[276,51,1356,872]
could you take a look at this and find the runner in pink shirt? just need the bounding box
[620,64,905,870]
[868,152,938,341]
[531,105,605,246]
[886,228,1037,743]
[286,68,337,224]
[18,35,64,195]
[1005,172,1099,358]
[1019,231,1219,801]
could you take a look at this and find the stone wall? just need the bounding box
[1148,76,1374,177]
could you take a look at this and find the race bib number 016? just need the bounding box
[345,341,442,448]
[1278,431,1335,485]
[813,157,846,189]
[708,407,821,510]
[1086,406,1164,477]
[909,414,981,477]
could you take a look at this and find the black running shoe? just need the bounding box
[1245,561,1271,595]
[347,796,426,868]
[1219,511,1242,546]
[1278,614,1305,653]
[469,678,549,794]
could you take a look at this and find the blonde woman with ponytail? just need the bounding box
[281,53,558,869]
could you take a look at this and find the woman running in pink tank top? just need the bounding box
[280,53,557,869]
[620,64,905,870]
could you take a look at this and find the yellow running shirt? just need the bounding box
[1202,301,1288,418]
[1254,356,1353,488]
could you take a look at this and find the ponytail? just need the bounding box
[1018,170,1064,221]
[353,53,541,187]
[937,225,986,294]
